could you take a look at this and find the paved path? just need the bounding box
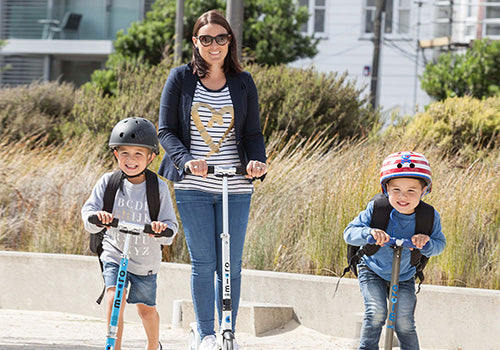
[0,309,361,350]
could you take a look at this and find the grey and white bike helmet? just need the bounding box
[109,117,159,154]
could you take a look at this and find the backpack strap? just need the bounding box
[343,194,390,278]
[412,200,435,291]
[365,193,393,254]
[145,169,160,221]
[93,170,123,304]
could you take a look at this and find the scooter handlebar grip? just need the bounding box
[88,214,119,228]
[144,224,175,238]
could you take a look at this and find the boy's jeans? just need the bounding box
[175,189,251,340]
[358,265,420,350]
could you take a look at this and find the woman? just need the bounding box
[157,9,267,350]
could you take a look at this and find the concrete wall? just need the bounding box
[1,251,498,349]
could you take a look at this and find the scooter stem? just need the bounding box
[385,245,402,350]
[220,175,233,333]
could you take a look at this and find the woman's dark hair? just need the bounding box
[191,10,243,78]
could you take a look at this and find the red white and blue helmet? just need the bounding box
[380,151,432,194]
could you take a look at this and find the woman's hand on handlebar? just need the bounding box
[185,159,208,178]
[246,160,267,179]
[150,221,169,237]
[96,211,113,227]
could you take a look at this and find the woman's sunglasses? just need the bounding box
[196,34,231,47]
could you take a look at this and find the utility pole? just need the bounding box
[227,0,244,61]
[370,0,386,109]
[448,0,453,51]
[413,1,423,113]
[174,0,185,64]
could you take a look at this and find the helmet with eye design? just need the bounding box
[380,151,432,194]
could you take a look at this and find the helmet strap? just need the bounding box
[121,170,146,179]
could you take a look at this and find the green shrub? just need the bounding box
[74,63,171,139]
[421,39,500,100]
[0,81,75,143]
[248,64,380,140]
[397,96,500,159]
[75,62,378,143]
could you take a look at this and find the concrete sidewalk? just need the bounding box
[0,309,360,350]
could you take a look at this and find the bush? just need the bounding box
[74,63,171,139]
[248,64,379,141]
[76,62,378,143]
[421,39,500,100]
[397,96,500,159]
[0,81,75,143]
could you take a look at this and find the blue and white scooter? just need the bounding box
[187,166,246,350]
[88,215,174,350]
[367,235,423,350]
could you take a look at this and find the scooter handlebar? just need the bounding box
[367,235,418,248]
[185,165,247,176]
[88,214,174,238]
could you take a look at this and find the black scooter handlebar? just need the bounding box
[184,165,247,176]
[88,214,174,238]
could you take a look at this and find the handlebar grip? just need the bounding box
[144,224,175,238]
[88,214,119,228]
[367,236,417,248]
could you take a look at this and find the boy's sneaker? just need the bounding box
[199,335,217,350]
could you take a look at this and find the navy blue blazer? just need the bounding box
[158,64,267,182]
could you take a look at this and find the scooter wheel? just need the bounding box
[221,339,233,350]
[188,329,197,350]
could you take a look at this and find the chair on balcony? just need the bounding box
[40,13,82,40]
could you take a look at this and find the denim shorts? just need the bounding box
[102,261,157,306]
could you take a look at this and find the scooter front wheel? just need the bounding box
[188,329,197,350]
[221,338,233,350]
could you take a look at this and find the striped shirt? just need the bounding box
[174,81,254,194]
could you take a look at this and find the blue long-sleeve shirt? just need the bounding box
[344,200,446,281]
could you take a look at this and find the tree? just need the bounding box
[107,0,317,68]
[420,39,500,101]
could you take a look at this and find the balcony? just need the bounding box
[0,0,154,86]
[0,0,151,41]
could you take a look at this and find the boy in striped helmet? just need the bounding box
[344,151,446,350]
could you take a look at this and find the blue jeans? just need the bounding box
[358,265,419,350]
[175,189,252,340]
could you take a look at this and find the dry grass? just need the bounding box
[0,134,498,289]
[245,133,500,289]
[0,135,110,254]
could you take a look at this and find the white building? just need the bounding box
[292,0,500,116]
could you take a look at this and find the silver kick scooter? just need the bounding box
[188,165,246,350]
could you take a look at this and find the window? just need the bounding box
[299,0,326,36]
[398,0,411,34]
[434,1,452,38]
[484,0,500,38]
[364,0,411,36]
[465,0,478,40]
